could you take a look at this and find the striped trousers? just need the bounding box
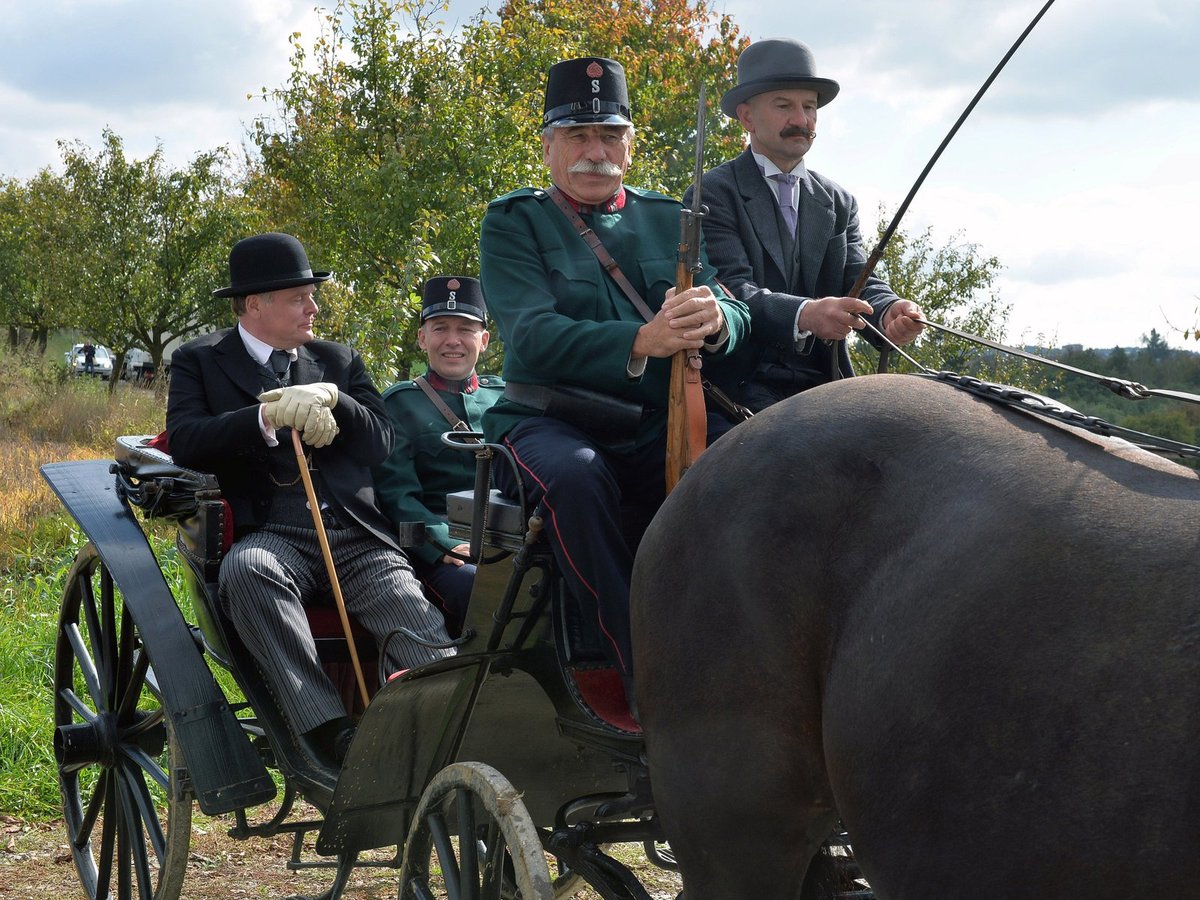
[219,523,454,734]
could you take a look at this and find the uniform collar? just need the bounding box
[425,369,479,394]
[556,186,627,214]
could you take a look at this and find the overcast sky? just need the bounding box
[2,0,1197,349]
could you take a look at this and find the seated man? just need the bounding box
[479,57,750,711]
[694,38,925,411]
[375,276,503,632]
[166,232,454,768]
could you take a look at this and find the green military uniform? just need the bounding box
[479,186,750,450]
[376,372,504,567]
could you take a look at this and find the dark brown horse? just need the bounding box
[631,373,1200,899]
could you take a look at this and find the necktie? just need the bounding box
[769,172,798,237]
[268,349,292,385]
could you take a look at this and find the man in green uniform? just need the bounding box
[479,56,750,711]
[376,276,502,633]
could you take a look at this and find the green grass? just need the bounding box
[0,346,175,818]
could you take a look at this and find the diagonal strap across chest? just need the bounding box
[545,185,656,325]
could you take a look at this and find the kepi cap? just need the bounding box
[543,57,633,129]
[420,276,487,324]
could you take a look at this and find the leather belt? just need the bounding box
[503,382,556,410]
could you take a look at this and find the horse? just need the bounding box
[630,373,1200,900]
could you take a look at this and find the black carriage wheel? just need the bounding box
[54,542,192,900]
[399,761,555,900]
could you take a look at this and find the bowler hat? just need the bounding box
[543,57,633,129]
[420,276,487,324]
[213,232,331,298]
[720,39,840,118]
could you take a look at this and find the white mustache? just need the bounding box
[569,159,623,177]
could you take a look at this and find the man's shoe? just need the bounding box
[333,724,357,766]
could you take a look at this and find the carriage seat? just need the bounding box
[113,435,375,662]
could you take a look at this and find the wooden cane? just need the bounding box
[291,427,371,709]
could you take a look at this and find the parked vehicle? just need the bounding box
[64,343,114,380]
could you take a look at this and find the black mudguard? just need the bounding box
[41,459,276,815]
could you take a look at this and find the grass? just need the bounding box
[0,348,169,818]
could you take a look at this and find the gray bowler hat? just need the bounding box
[720,39,840,118]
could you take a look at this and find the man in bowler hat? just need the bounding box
[693,38,925,412]
[166,232,453,769]
[479,57,750,711]
[375,276,503,633]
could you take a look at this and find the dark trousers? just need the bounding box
[414,557,476,636]
[495,414,732,678]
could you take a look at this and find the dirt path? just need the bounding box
[0,813,682,899]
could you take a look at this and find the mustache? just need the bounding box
[781,127,817,140]
[569,159,624,177]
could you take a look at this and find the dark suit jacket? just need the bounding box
[165,327,399,548]
[688,148,899,402]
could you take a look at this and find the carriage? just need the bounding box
[41,425,870,900]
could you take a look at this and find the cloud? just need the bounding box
[0,0,321,174]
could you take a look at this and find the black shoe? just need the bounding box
[303,716,355,770]
[332,723,357,766]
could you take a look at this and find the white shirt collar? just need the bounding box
[237,322,297,367]
[751,149,807,181]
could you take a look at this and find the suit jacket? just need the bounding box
[690,148,899,400]
[479,185,750,450]
[165,327,399,548]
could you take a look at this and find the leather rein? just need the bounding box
[860,315,1200,461]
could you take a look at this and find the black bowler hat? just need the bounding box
[420,276,487,324]
[212,232,332,298]
[720,39,840,118]
[542,57,633,129]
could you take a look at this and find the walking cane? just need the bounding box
[291,428,371,709]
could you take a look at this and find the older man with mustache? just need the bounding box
[478,56,750,713]
[692,38,925,412]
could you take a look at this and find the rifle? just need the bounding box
[665,84,709,493]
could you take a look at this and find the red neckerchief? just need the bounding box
[557,186,627,215]
[424,370,479,394]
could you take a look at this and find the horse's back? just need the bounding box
[632,375,1200,899]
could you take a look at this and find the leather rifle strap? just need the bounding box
[414,376,478,441]
[545,185,709,458]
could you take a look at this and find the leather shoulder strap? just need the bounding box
[545,185,656,324]
[414,376,476,437]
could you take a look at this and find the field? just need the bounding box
[0,348,683,898]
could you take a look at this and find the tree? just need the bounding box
[51,131,250,389]
[850,208,1056,394]
[252,0,745,383]
[0,172,76,354]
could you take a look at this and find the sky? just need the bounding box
[1,0,1197,350]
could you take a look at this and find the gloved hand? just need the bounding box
[259,382,339,434]
[298,404,339,448]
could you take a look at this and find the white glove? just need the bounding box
[299,404,339,448]
[259,382,339,433]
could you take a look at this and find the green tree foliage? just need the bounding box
[850,207,1057,394]
[54,131,250,388]
[0,172,76,353]
[252,0,745,383]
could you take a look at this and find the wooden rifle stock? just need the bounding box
[665,85,709,493]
